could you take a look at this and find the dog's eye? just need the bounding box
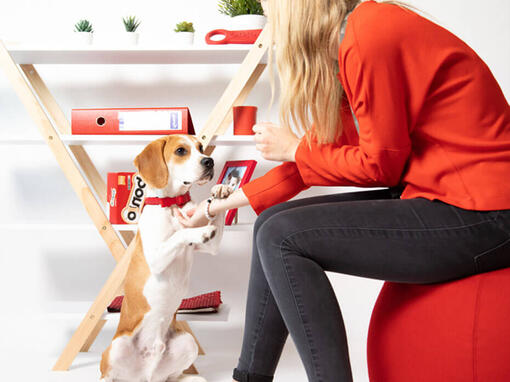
[198,144,204,153]
[175,147,187,156]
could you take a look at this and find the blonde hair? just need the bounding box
[263,0,421,146]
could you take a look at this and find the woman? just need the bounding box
[179,0,510,381]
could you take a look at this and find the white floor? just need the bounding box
[1,305,308,382]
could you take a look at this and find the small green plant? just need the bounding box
[123,16,141,32]
[218,0,264,17]
[174,21,195,33]
[74,19,93,33]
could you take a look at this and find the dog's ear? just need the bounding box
[133,138,168,189]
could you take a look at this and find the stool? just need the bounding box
[367,267,510,382]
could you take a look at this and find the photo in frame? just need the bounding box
[216,160,257,225]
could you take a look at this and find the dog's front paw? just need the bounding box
[199,225,216,243]
[211,184,234,199]
[185,225,217,245]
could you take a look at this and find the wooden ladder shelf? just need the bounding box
[0,25,270,373]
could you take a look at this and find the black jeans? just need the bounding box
[232,187,510,382]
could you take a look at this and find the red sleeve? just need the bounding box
[241,161,309,215]
[241,95,362,215]
[294,15,411,188]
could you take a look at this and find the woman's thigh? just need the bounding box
[254,187,397,231]
[257,196,510,283]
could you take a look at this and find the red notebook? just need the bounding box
[71,107,195,135]
[107,291,222,314]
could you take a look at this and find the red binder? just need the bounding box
[71,107,195,135]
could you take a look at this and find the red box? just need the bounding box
[107,172,147,224]
[72,107,195,135]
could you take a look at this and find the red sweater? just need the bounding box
[242,0,510,215]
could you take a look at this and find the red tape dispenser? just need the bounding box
[205,29,262,45]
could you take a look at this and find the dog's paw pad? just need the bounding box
[201,225,216,243]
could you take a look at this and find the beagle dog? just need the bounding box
[100,135,231,382]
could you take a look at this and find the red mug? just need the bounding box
[233,106,257,135]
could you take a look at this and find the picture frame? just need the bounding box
[216,159,257,225]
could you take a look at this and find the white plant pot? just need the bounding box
[123,32,139,46]
[173,32,194,46]
[230,14,267,30]
[74,31,93,45]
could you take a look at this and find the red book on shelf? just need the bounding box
[178,291,223,313]
[107,291,222,313]
[71,107,195,135]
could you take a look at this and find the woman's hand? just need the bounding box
[252,122,300,162]
[176,200,209,228]
[177,188,251,228]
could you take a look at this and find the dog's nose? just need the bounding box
[201,157,214,169]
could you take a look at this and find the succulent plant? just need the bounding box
[218,0,264,17]
[123,16,141,32]
[174,21,195,33]
[74,19,93,33]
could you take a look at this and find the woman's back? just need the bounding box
[337,0,510,210]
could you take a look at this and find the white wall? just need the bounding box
[0,1,508,381]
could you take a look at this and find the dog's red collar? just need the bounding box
[144,192,191,208]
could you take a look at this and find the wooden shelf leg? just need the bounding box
[80,319,106,352]
[52,240,135,371]
[216,63,267,137]
[202,62,266,158]
[17,63,135,252]
[0,40,138,370]
[0,43,126,262]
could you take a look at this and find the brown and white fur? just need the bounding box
[100,135,231,382]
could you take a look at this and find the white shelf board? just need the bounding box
[0,222,253,232]
[0,134,256,146]
[113,222,252,232]
[43,301,230,322]
[62,134,256,146]
[6,44,268,65]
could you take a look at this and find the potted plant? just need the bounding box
[218,0,266,30]
[173,21,195,45]
[74,19,93,45]
[122,16,141,46]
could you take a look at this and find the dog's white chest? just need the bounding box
[139,205,181,240]
[143,247,193,312]
[137,206,195,339]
